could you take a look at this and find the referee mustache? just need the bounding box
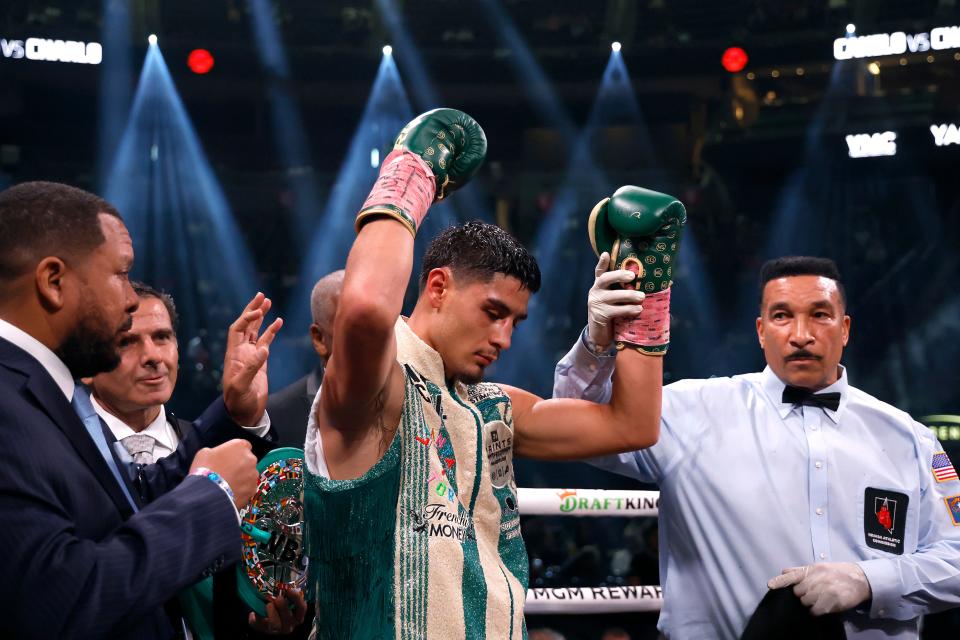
[785,349,821,361]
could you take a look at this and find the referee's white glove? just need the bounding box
[767,562,872,616]
[586,252,645,352]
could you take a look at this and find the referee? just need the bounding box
[554,256,960,639]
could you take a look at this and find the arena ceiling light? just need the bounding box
[382,44,393,56]
[274,45,416,388]
[147,34,157,46]
[103,42,262,387]
[721,47,748,73]
[187,48,214,74]
[611,41,621,52]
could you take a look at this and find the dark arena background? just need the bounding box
[2,1,959,637]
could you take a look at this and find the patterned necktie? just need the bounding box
[71,384,138,510]
[121,433,156,465]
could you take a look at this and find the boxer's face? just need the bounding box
[757,275,850,391]
[90,296,179,415]
[429,270,529,384]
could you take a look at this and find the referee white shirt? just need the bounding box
[554,329,960,640]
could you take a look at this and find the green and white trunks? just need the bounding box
[304,318,528,639]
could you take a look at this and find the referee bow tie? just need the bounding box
[782,385,841,412]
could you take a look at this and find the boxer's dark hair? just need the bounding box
[759,256,846,309]
[419,220,541,293]
[131,281,180,333]
[0,181,121,282]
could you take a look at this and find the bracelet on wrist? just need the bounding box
[191,466,235,504]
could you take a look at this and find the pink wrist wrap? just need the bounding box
[614,287,671,351]
[355,149,437,236]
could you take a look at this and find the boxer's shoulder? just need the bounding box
[466,381,513,426]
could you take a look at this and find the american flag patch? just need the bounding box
[932,452,959,483]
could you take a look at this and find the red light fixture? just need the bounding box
[187,49,214,74]
[721,47,748,73]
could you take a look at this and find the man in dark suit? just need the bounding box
[88,281,306,637]
[267,269,343,448]
[0,181,282,639]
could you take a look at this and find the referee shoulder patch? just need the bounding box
[932,451,958,484]
[946,495,960,527]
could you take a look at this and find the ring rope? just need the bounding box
[518,488,663,613]
[518,488,660,517]
[525,586,663,614]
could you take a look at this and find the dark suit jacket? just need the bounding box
[167,415,307,640]
[0,337,267,639]
[266,365,322,449]
[126,410,277,507]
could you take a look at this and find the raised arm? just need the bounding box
[510,347,661,459]
[322,219,412,431]
[318,109,486,478]
[516,186,686,460]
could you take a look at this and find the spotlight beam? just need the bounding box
[271,53,416,388]
[97,0,134,192]
[373,0,491,222]
[373,0,440,109]
[477,0,578,143]
[496,52,667,394]
[249,0,324,246]
[104,44,261,412]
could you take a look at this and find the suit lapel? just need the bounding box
[0,339,134,518]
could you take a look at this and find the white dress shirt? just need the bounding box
[0,317,267,515]
[554,329,960,640]
[93,397,180,460]
[0,318,74,401]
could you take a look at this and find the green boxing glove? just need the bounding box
[355,108,487,237]
[588,185,687,355]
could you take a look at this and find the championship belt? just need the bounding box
[236,448,309,616]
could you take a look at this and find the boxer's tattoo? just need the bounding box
[373,388,396,454]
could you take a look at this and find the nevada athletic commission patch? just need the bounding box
[863,487,908,555]
[945,495,960,526]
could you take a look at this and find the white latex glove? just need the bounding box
[586,252,645,352]
[767,562,872,616]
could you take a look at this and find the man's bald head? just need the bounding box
[309,270,344,364]
[310,270,345,329]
